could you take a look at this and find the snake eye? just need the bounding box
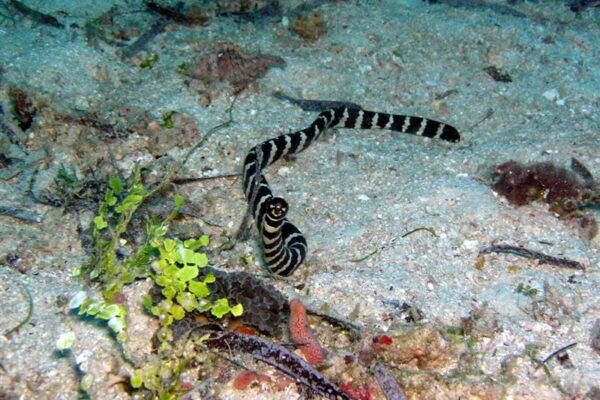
[267,197,288,219]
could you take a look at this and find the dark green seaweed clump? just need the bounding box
[208,268,288,335]
[155,267,289,339]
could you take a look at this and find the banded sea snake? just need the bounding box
[242,107,460,276]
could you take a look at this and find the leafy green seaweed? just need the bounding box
[69,166,242,398]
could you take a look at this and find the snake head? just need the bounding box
[266,197,288,220]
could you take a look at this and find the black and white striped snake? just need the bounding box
[242,107,460,276]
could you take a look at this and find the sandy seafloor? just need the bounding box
[0,0,599,399]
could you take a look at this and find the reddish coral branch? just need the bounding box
[232,370,272,390]
[289,299,326,366]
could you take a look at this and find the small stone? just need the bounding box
[475,256,485,270]
[542,88,560,101]
[147,121,161,132]
[277,166,291,176]
[462,239,479,250]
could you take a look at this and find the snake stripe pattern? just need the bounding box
[242,107,460,276]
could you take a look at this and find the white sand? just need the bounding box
[0,0,598,398]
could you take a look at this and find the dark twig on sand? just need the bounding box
[183,95,238,165]
[401,226,437,238]
[478,244,585,271]
[541,342,577,365]
[172,173,240,185]
[373,362,407,400]
[529,342,578,396]
[7,0,63,28]
[307,306,362,338]
[121,17,168,59]
[350,227,437,263]
[272,91,362,112]
[0,206,42,223]
[145,1,209,26]
[570,157,595,186]
[3,279,33,338]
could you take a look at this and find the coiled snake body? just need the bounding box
[242,107,460,276]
